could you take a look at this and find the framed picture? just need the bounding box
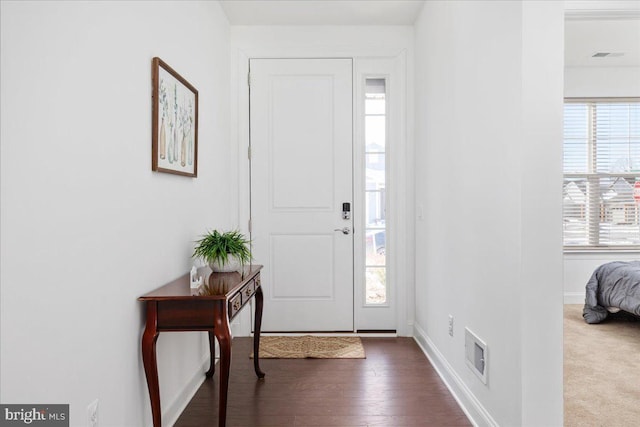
[152,57,198,177]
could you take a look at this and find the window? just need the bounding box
[364,78,387,304]
[563,99,640,249]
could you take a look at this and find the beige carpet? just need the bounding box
[564,304,640,427]
[250,335,365,359]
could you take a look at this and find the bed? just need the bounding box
[583,261,640,324]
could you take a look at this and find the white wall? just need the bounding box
[229,25,415,336]
[0,2,231,426]
[520,4,565,424]
[565,66,640,98]
[413,1,564,426]
[230,25,413,54]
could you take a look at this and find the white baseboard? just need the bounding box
[564,292,584,304]
[413,323,498,427]
[162,355,211,427]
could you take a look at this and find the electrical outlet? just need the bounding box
[87,399,99,427]
[448,315,454,337]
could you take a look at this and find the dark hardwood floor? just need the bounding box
[175,337,471,426]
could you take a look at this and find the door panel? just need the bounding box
[250,58,353,332]
[270,234,334,299]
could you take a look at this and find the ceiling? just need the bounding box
[219,0,426,25]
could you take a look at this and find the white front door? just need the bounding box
[249,58,354,332]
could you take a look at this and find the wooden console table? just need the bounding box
[139,265,264,427]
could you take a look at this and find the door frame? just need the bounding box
[233,48,411,336]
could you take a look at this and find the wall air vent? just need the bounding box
[465,327,488,385]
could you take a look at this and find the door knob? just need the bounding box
[334,227,351,235]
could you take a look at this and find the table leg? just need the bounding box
[141,302,161,427]
[253,286,266,379]
[205,331,216,378]
[213,301,231,427]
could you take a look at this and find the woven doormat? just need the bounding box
[250,335,365,359]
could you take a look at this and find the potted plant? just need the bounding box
[193,230,251,272]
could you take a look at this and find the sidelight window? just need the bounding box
[364,78,387,304]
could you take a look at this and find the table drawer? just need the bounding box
[243,280,256,300]
[229,293,243,318]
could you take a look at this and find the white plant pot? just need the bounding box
[209,257,243,273]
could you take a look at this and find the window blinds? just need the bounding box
[563,99,640,248]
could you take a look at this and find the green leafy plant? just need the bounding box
[192,230,251,267]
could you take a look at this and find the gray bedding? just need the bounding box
[583,261,640,324]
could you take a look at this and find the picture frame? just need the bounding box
[152,57,198,177]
